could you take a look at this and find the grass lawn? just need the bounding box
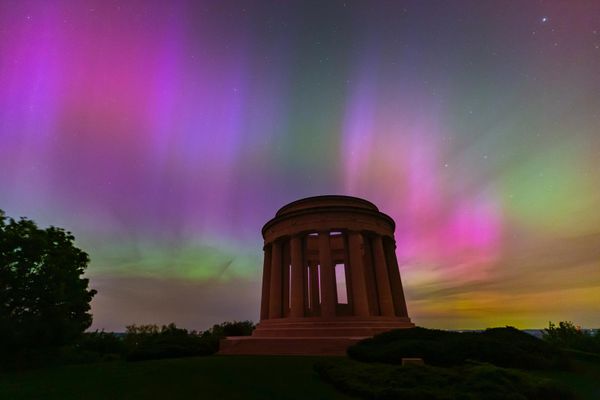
[532,352,600,400]
[2,352,598,400]
[0,356,354,400]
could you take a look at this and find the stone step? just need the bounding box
[256,321,412,328]
[253,326,413,337]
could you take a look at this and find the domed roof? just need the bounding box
[275,195,379,217]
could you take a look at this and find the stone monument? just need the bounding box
[219,195,414,355]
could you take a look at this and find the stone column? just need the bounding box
[259,245,272,320]
[347,231,370,317]
[318,231,336,317]
[385,238,409,317]
[372,234,395,316]
[309,263,320,313]
[290,234,305,318]
[303,260,310,314]
[282,241,290,316]
[268,240,282,319]
[361,236,379,316]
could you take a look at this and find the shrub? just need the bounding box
[542,321,600,354]
[348,326,568,370]
[205,320,255,338]
[104,320,256,362]
[124,323,216,362]
[315,358,575,400]
[77,330,125,356]
[192,320,256,355]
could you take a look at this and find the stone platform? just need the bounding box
[218,316,414,355]
[218,336,366,356]
[251,316,414,337]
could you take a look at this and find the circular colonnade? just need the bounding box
[253,195,414,338]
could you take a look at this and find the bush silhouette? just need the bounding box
[206,320,255,338]
[542,321,600,354]
[348,326,568,370]
[124,323,215,361]
[315,359,575,400]
[121,321,255,361]
[77,330,125,357]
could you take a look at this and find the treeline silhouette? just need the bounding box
[542,321,600,354]
[78,321,255,362]
[2,320,255,369]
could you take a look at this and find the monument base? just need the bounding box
[218,316,414,355]
[251,316,414,337]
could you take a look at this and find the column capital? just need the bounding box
[270,237,284,245]
[346,229,365,241]
[347,229,374,240]
[380,234,397,249]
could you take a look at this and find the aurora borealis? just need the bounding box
[1,0,599,331]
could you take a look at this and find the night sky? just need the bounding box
[1,1,599,331]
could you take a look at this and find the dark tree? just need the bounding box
[0,210,96,353]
